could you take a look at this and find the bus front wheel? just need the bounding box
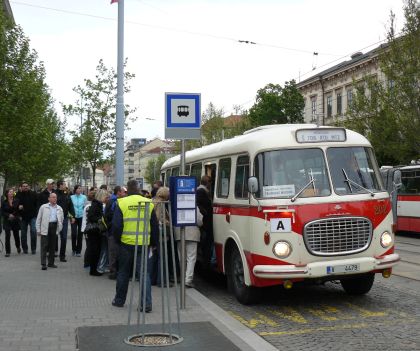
[227,246,259,305]
[340,273,375,295]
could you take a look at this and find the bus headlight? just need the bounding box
[273,241,292,259]
[380,231,393,248]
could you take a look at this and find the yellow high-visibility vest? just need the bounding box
[118,195,154,246]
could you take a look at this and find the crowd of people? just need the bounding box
[0,176,214,313]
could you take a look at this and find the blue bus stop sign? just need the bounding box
[165,93,201,140]
[169,176,197,227]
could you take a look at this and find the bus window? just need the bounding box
[165,169,171,186]
[399,170,420,194]
[327,147,383,195]
[255,148,331,198]
[235,155,249,199]
[217,158,231,198]
[190,162,202,184]
[171,167,179,176]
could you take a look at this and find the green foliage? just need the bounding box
[343,0,420,165]
[144,154,167,185]
[63,59,136,185]
[248,80,304,127]
[0,9,71,187]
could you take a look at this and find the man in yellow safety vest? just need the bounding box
[111,179,159,311]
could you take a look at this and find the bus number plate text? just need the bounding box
[326,264,360,274]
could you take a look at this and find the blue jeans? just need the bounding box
[21,218,37,253]
[114,243,151,308]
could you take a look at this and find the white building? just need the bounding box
[297,45,386,126]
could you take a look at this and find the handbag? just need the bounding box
[85,221,100,235]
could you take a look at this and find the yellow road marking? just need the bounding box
[228,311,279,328]
[345,303,387,317]
[269,307,307,324]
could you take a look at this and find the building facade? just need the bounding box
[297,45,386,126]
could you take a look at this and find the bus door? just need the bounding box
[204,163,217,201]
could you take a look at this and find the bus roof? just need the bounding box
[162,124,371,169]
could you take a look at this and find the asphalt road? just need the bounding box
[194,233,420,351]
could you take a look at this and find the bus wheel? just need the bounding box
[227,246,259,305]
[340,273,375,295]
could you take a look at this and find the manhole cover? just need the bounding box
[125,333,183,347]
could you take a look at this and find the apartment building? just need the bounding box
[297,44,386,126]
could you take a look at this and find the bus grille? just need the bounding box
[303,217,372,256]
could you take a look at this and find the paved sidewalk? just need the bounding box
[0,236,277,351]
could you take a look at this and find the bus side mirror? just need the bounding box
[248,177,258,194]
[393,170,402,190]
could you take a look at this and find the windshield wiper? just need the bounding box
[342,168,375,197]
[291,170,316,202]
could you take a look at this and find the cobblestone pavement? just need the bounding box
[194,270,420,351]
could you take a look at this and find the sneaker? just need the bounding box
[5,253,10,257]
[185,281,195,289]
[23,250,28,254]
[60,258,67,262]
[17,248,21,254]
[47,264,58,268]
[112,299,124,308]
[75,253,81,257]
[41,265,47,270]
[31,251,36,255]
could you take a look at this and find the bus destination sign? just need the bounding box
[296,128,346,143]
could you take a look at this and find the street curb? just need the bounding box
[187,289,278,351]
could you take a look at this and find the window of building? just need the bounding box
[129,153,134,157]
[336,92,342,116]
[217,158,231,198]
[347,89,353,108]
[311,96,317,120]
[128,169,134,174]
[327,95,332,118]
[234,155,249,199]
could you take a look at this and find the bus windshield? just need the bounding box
[327,147,384,195]
[255,148,331,198]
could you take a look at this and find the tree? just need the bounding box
[63,59,136,186]
[0,9,71,187]
[248,80,304,127]
[144,154,167,185]
[344,0,420,165]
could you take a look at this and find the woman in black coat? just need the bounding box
[86,189,109,276]
[1,188,21,257]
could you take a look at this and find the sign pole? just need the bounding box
[180,139,186,309]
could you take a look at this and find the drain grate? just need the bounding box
[125,333,183,347]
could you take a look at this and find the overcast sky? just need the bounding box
[10,0,405,141]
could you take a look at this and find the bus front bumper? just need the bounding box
[252,253,400,279]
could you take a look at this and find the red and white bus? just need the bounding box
[162,124,400,304]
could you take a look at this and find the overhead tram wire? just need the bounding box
[11,0,340,57]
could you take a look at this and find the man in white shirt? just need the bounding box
[36,193,64,270]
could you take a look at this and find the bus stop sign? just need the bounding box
[165,93,201,140]
[169,176,197,227]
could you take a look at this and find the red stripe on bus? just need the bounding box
[397,216,420,233]
[213,198,391,233]
[397,195,420,202]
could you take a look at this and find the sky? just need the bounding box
[9,0,405,142]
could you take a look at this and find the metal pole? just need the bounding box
[115,0,125,185]
[180,139,186,309]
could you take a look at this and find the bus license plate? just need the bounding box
[326,264,360,274]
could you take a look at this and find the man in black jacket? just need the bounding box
[56,180,75,262]
[196,175,214,267]
[16,182,38,254]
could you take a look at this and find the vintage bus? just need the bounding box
[162,124,400,304]
[382,165,420,234]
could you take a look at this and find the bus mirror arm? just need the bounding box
[248,177,262,212]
